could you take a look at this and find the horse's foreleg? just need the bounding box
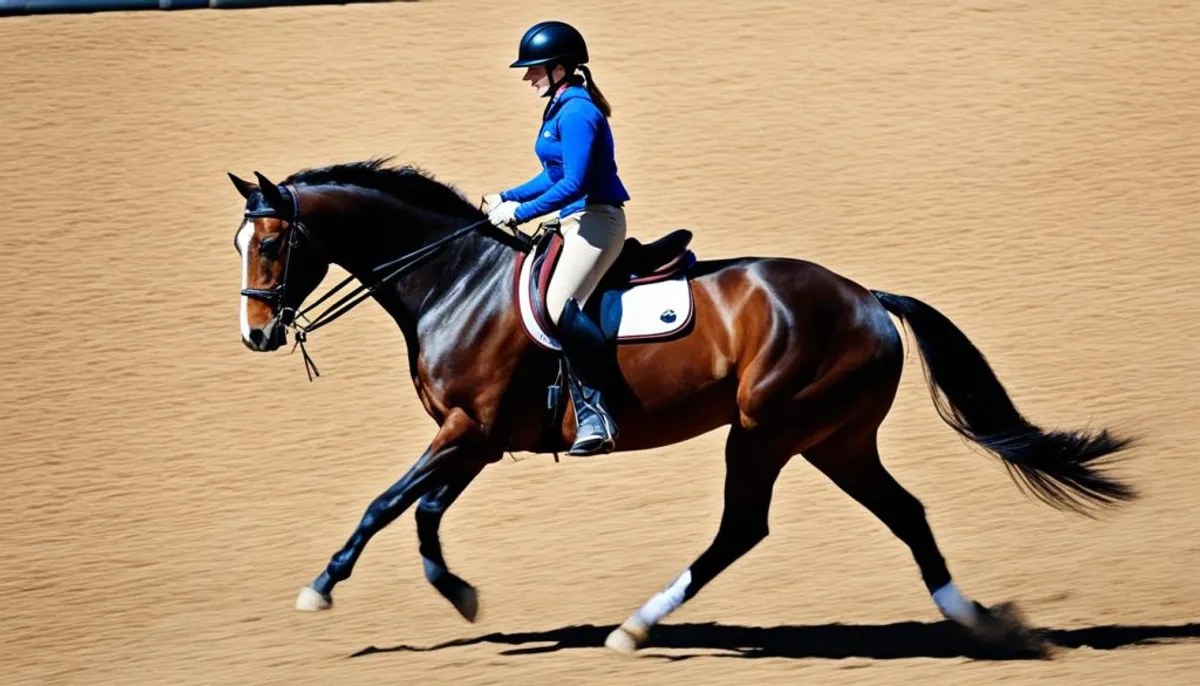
[415,463,487,622]
[605,426,787,653]
[296,410,483,611]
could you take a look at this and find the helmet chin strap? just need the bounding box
[540,63,574,119]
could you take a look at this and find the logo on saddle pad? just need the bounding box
[515,230,697,350]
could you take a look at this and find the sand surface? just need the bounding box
[1,1,1198,684]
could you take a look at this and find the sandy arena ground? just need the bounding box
[1,1,1198,684]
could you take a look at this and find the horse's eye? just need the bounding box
[260,237,281,258]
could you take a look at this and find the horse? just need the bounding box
[229,158,1136,654]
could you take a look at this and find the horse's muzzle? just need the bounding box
[243,319,288,352]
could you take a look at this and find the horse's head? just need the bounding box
[229,171,329,352]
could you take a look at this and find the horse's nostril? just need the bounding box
[249,329,265,346]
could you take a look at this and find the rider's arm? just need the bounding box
[513,105,598,223]
[500,169,553,203]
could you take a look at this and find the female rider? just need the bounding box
[485,20,629,457]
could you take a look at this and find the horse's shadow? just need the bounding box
[351,619,1200,661]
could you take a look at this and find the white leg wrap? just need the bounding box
[635,569,692,627]
[932,581,980,627]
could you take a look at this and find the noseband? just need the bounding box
[240,183,496,381]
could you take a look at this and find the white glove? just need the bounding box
[482,193,504,211]
[488,200,520,229]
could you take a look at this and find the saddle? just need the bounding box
[514,220,697,349]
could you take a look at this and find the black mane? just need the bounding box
[283,157,483,219]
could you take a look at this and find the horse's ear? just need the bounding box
[254,170,284,209]
[228,172,257,199]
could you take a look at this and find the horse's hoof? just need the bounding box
[605,619,649,655]
[295,586,333,612]
[968,602,1049,656]
[451,584,479,623]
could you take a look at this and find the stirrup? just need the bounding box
[569,410,616,455]
[569,434,615,456]
[567,377,618,456]
[569,420,616,456]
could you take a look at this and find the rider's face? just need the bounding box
[523,65,565,97]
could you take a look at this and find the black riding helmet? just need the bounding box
[510,20,589,69]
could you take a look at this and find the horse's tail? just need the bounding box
[871,290,1137,516]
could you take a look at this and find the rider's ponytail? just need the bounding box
[577,65,613,119]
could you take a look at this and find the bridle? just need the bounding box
[239,182,503,381]
[239,184,305,324]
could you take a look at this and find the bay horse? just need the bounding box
[229,158,1136,654]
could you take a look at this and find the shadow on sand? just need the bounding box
[351,619,1200,661]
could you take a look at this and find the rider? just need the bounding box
[485,20,630,457]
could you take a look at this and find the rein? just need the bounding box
[242,183,513,382]
[291,219,490,381]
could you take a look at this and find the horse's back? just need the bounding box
[690,255,902,371]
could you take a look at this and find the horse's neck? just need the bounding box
[405,230,513,321]
[328,207,514,341]
[411,232,516,354]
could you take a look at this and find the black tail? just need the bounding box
[872,290,1137,516]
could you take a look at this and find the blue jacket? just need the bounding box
[500,85,630,223]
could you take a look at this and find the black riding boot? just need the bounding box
[557,297,619,456]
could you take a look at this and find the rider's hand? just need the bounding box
[483,193,504,211]
[487,200,520,229]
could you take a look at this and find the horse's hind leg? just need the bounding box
[605,425,787,653]
[801,426,991,634]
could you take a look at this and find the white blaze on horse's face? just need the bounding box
[236,216,286,352]
[237,218,254,343]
